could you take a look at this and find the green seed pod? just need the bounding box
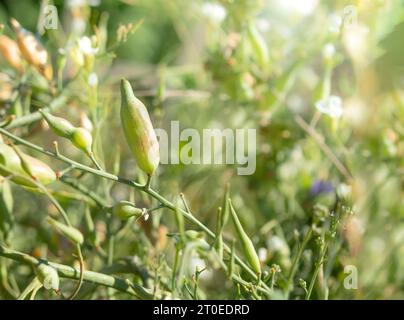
[0,179,14,241]
[46,217,84,245]
[36,263,59,290]
[120,78,159,175]
[71,128,93,155]
[247,22,269,70]
[40,111,93,155]
[228,199,261,275]
[185,230,204,241]
[39,110,74,138]
[112,201,143,220]
[0,143,56,187]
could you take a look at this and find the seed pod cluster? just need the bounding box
[10,18,53,81]
[120,78,159,176]
[112,201,144,220]
[228,199,261,276]
[0,142,56,188]
[47,217,84,245]
[0,35,23,73]
[40,110,93,155]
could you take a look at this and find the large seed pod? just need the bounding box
[112,201,143,220]
[228,199,261,276]
[36,263,59,290]
[0,35,23,73]
[47,217,84,245]
[0,143,56,187]
[39,110,75,138]
[10,18,53,81]
[120,78,159,175]
[247,22,269,70]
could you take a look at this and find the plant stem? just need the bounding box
[89,152,104,171]
[0,127,271,293]
[5,93,69,129]
[306,242,329,300]
[60,176,108,207]
[0,245,153,299]
[286,226,313,297]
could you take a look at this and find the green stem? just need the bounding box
[0,245,153,299]
[5,93,69,129]
[60,176,108,207]
[286,226,313,297]
[0,127,271,294]
[306,242,329,300]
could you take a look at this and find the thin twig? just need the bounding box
[0,245,153,299]
[294,115,353,181]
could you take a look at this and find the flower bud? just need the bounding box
[10,18,53,81]
[0,142,56,187]
[0,35,23,73]
[46,217,84,245]
[71,128,93,155]
[120,78,159,175]
[39,110,75,138]
[112,201,144,220]
[228,200,261,275]
[36,263,59,290]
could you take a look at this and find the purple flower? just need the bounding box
[310,180,334,196]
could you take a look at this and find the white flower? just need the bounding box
[78,36,98,56]
[315,96,343,118]
[275,0,318,16]
[258,248,267,262]
[188,255,213,281]
[256,18,270,32]
[67,0,86,8]
[329,13,342,33]
[88,72,98,87]
[201,2,227,23]
[323,43,335,61]
[266,236,284,252]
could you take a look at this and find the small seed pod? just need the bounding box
[247,22,269,70]
[39,110,75,138]
[120,78,159,175]
[0,35,23,73]
[36,263,59,291]
[228,199,261,276]
[112,201,144,220]
[71,128,93,155]
[40,111,93,155]
[0,143,56,187]
[185,230,204,241]
[46,217,84,245]
[10,18,53,81]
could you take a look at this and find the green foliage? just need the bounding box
[0,0,402,300]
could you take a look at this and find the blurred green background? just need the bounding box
[0,0,403,299]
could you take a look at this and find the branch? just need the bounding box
[0,127,272,295]
[5,93,69,129]
[0,244,153,299]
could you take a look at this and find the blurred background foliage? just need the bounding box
[0,0,403,299]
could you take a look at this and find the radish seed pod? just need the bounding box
[228,199,261,275]
[47,217,84,245]
[112,201,143,220]
[120,78,159,175]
